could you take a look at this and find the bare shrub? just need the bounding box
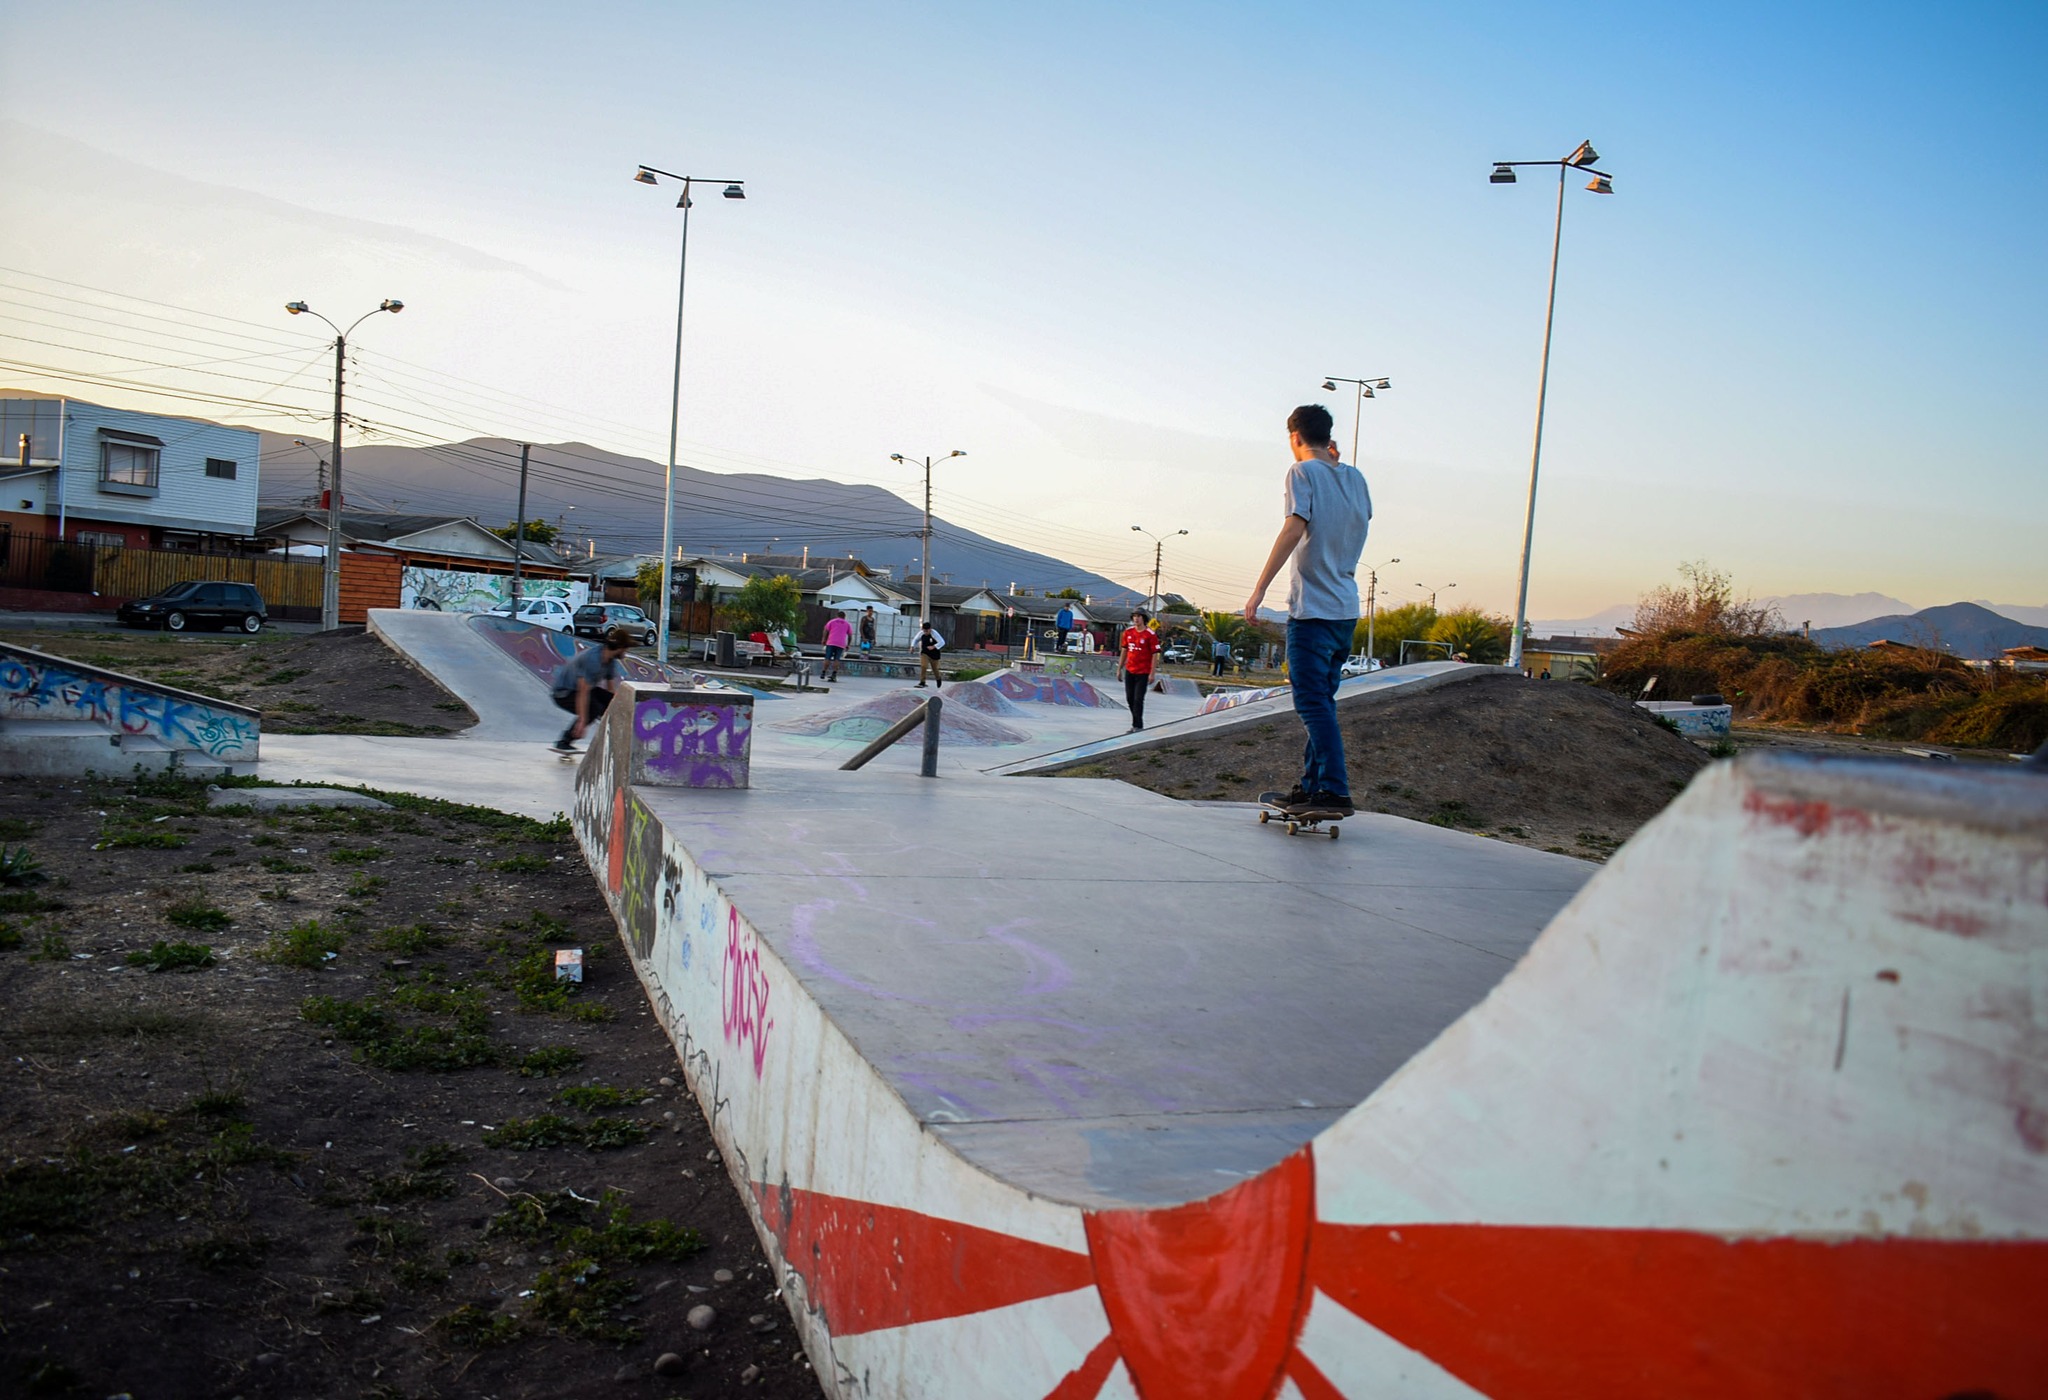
[1631,560,1781,639]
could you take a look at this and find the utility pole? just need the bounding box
[890,450,966,626]
[1364,557,1399,664]
[510,443,530,612]
[1131,524,1187,612]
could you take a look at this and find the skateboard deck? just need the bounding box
[1255,792,1343,839]
[551,747,581,763]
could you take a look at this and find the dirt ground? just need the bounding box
[0,627,478,737]
[1055,673,1713,860]
[0,772,821,1400]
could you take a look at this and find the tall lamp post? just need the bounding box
[1364,556,1400,664]
[284,298,404,631]
[1319,375,1392,467]
[890,450,966,627]
[1130,524,1187,611]
[1416,581,1457,611]
[1489,139,1613,669]
[635,163,747,665]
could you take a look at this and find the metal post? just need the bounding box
[322,334,345,631]
[1149,539,1163,612]
[1366,569,1377,664]
[920,695,942,777]
[919,456,932,630]
[510,442,530,612]
[1507,163,1568,671]
[657,184,693,667]
[1351,379,1363,467]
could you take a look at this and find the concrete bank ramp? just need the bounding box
[571,701,2048,1396]
[987,659,1509,776]
[1,640,260,777]
[366,608,561,740]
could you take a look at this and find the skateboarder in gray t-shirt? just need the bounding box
[1242,403,1372,816]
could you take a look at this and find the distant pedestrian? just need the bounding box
[1242,403,1372,817]
[822,612,853,683]
[1118,608,1161,730]
[913,620,945,688]
[1055,603,1075,652]
[859,606,877,654]
[550,626,634,753]
[1210,636,1230,677]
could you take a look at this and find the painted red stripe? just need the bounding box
[755,1183,1096,1336]
[1042,1335,1120,1400]
[1284,1350,1347,1400]
[1311,1221,2048,1399]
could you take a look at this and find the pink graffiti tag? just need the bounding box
[721,907,773,1078]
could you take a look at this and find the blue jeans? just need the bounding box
[1287,617,1355,798]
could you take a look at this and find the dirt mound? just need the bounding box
[774,688,1030,746]
[1055,673,1709,859]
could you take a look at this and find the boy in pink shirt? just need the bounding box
[822,613,853,683]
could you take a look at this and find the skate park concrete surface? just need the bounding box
[572,680,2047,1398]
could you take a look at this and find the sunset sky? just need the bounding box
[2,1,2041,620]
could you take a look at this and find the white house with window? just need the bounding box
[0,397,260,549]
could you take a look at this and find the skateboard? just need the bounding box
[551,746,581,764]
[1256,791,1342,839]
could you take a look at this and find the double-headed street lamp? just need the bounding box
[1130,525,1187,611]
[635,164,747,664]
[1319,375,1391,467]
[890,450,966,626]
[1489,139,1613,670]
[1416,580,1456,611]
[284,298,404,631]
[1364,556,1400,663]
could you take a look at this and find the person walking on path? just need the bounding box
[821,612,853,683]
[1055,602,1075,652]
[1118,608,1161,731]
[913,619,946,688]
[550,626,635,753]
[859,606,877,655]
[1242,404,1372,815]
[1210,636,1231,678]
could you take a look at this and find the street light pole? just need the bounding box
[1364,556,1400,664]
[1130,524,1187,611]
[284,299,404,631]
[1416,581,1457,612]
[510,443,530,613]
[635,165,747,665]
[1319,375,1392,466]
[1489,140,1613,669]
[891,450,966,627]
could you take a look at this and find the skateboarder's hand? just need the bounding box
[1242,598,1261,625]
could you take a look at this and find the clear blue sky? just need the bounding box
[2,0,2042,617]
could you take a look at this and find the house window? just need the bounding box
[75,530,127,549]
[100,439,161,491]
[204,457,238,480]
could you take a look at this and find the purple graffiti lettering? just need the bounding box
[721,907,773,1078]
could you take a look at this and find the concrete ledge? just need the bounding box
[0,640,260,775]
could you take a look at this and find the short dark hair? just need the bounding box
[1133,608,1151,623]
[1288,404,1334,447]
[603,626,635,650]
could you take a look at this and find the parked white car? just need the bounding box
[486,597,575,632]
[1340,654,1382,677]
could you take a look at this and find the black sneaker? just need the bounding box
[1269,786,1311,809]
[1298,791,1355,816]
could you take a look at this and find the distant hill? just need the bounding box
[1810,602,2048,658]
[1532,591,1919,639]
[252,432,1137,601]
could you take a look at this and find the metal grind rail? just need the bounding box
[839,695,942,777]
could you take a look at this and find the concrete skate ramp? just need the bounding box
[573,707,2048,1396]
[983,667,1121,708]
[772,687,1029,747]
[988,660,1508,776]
[466,613,778,700]
[367,608,563,740]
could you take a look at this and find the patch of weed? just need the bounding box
[262,919,343,967]
[125,940,216,973]
[489,853,549,874]
[330,845,386,864]
[0,845,47,886]
[185,1229,270,1271]
[177,861,218,874]
[0,889,63,915]
[482,1115,580,1150]
[437,1303,523,1347]
[555,1086,649,1113]
[32,933,71,961]
[1426,800,1485,829]
[259,856,312,873]
[0,817,39,840]
[94,828,189,850]
[165,895,231,932]
[516,1045,583,1078]
[345,873,389,899]
[183,1088,248,1120]
[371,924,447,955]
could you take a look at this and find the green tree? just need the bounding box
[492,519,560,546]
[1049,586,1085,600]
[634,561,666,616]
[1199,611,1252,648]
[1356,602,1437,664]
[1428,607,1512,664]
[726,575,804,636]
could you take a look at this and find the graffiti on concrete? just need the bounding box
[1,648,258,760]
[634,696,751,788]
[988,671,1115,708]
[722,907,774,1078]
[402,566,586,614]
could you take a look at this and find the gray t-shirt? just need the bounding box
[554,645,621,698]
[1283,456,1372,620]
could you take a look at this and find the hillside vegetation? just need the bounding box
[1600,564,2047,752]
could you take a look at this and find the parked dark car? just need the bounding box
[572,603,655,645]
[117,580,268,633]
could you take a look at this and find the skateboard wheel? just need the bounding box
[1329,826,1340,839]
[1259,811,1270,824]
[1286,821,1300,835]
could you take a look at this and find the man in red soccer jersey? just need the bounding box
[1117,608,1161,731]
